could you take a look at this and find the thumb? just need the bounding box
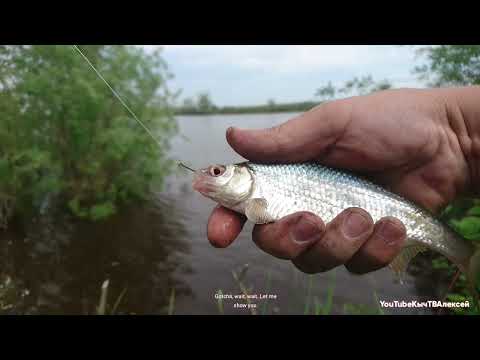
[226,101,351,163]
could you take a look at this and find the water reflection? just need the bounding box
[0,195,191,314]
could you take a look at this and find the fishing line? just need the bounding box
[72,45,195,173]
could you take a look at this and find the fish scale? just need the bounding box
[244,162,474,266]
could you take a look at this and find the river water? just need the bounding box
[0,113,441,315]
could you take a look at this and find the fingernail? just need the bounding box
[343,212,370,238]
[291,216,322,244]
[226,126,236,136]
[378,220,404,245]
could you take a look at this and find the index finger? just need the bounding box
[207,205,247,248]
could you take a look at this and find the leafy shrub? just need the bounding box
[0,45,177,222]
[437,198,480,314]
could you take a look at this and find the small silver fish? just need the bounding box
[193,161,478,279]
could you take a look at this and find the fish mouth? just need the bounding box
[192,172,217,196]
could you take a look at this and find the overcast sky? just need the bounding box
[143,45,425,106]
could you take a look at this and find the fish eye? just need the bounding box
[209,165,225,177]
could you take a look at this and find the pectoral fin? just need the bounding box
[245,198,274,224]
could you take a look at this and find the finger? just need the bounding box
[225,100,352,163]
[345,216,407,274]
[292,208,374,274]
[252,212,325,260]
[207,205,247,248]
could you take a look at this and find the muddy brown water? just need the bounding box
[0,113,443,314]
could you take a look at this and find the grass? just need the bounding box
[261,270,272,315]
[373,291,385,315]
[303,275,314,315]
[95,279,128,315]
[0,275,16,312]
[90,268,388,315]
[318,271,336,315]
[297,269,388,315]
[212,265,386,315]
[305,270,336,315]
[216,290,225,315]
[232,264,257,315]
[96,279,109,315]
[168,288,175,315]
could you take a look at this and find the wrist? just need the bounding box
[437,86,480,193]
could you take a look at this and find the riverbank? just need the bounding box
[174,100,320,115]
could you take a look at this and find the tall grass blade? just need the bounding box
[322,270,336,315]
[216,290,224,315]
[97,279,109,315]
[303,275,313,315]
[373,291,385,315]
[232,269,257,315]
[168,288,175,315]
[111,286,128,315]
[313,297,322,315]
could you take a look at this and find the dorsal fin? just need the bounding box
[389,244,428,283]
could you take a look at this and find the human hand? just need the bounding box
[207,87,477,274]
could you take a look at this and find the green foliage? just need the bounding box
[414,45,480,86]
[179,92,217,114]
[312,270,336,315]
[451,217,480,241]
[0,45,177,222]
[438,199,480,315]
[315,81,336,100]
[315,75,392,100]
[89,202,117,221]
[196,92,217,113]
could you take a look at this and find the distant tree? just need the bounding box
[315,76,392,100]
[267,98,276,111]
[182,97,195,109]
[372,79,393,92]
[196,92,216,113]
[414,45,480,86]
[340,76,374,95]
[315,81,336,100]
[340,75,391,96]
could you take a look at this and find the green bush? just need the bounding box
[0,45,177,222]
[437,199,480,314]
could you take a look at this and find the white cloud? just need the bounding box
[148,45,418,74]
